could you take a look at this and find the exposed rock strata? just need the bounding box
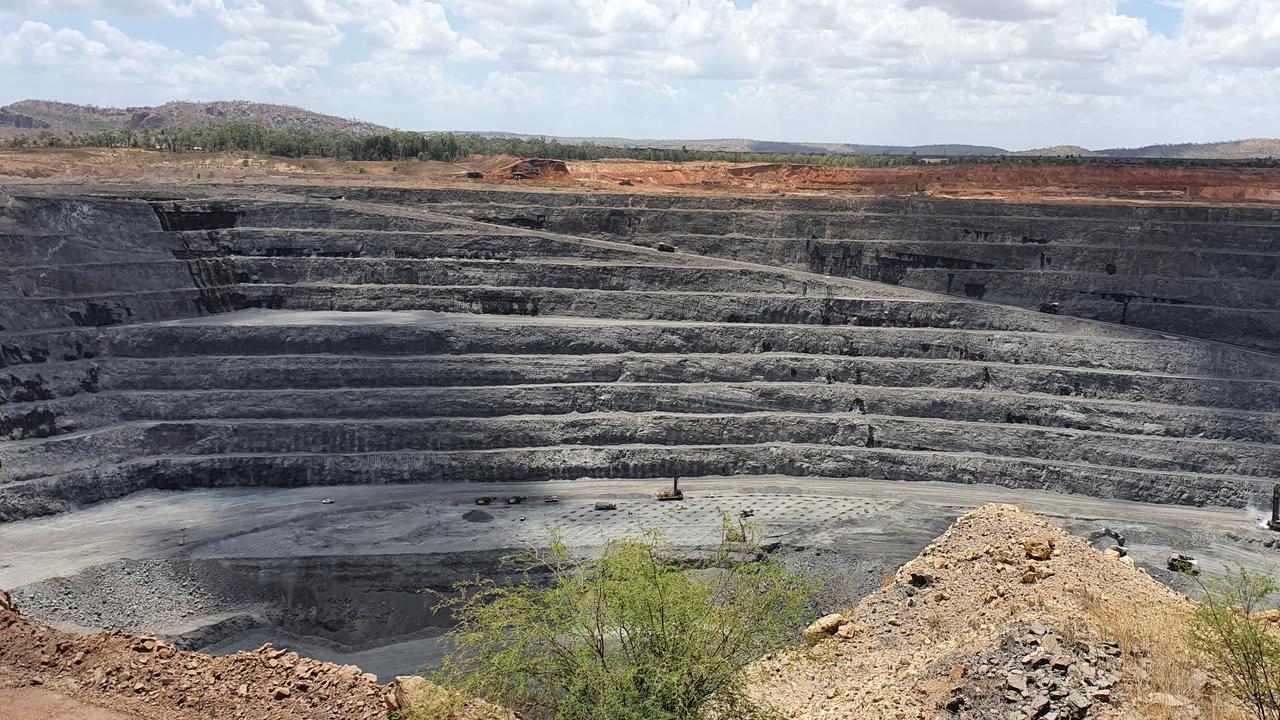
[2,187,1278,521]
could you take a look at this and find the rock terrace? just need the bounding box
[2,186,1279,521]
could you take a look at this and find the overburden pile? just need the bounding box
[752,504,1243,719]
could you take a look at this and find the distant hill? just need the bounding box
[1014,140,1280,159]
[1011,145,1098,157]
[1094,138,1280,160]
[2,99,1277,159]
[0,100,393,136]
[463,131,1006,157]
[752,141,1010,156]
[463,130,1280,159]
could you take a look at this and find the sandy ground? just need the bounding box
[0,686,136,720]
[5,147,1280,206]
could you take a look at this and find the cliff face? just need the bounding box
[402,188,1280,353]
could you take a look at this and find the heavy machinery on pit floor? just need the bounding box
[1168,552,1201,575]
[657,475,684,502]
[1269,484,1280,532]
[1087,527,1127,557]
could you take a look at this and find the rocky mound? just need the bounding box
[750,504,1247,720]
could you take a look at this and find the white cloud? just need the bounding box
[0,0,195,16]
[196,0,347,51]
[1180,0,1280,65]
[903,0,1075,21]
[358,0,492,58]
[3,0,1280,148]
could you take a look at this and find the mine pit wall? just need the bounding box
[341,186,1280,353]
[0,197,470,336]
[7,413,1280,487]
[6,319,1278,446]
[4,189,1280,523]
[1,445,1268,522]
[0,196,252,334]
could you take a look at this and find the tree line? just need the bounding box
[7,123,1279,169]
[5,123,916,167]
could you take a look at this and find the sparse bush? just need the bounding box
[1188,566,1280,720]
[431,520,814,720]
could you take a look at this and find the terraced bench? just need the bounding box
[2,188,1278,522]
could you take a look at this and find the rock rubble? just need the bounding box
[943,621,1123,719]
[0,597,388,720]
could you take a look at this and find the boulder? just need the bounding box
[392,675,431,712]
[1023,535,1056,561]
[803,613,847,645]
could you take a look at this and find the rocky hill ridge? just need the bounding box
[0,100,392,136]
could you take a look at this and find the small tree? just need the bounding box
[432,519,813,720]
[1187,566,1280,720]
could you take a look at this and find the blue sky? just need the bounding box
[2,0,1278,150]
[1122,0,1180,35]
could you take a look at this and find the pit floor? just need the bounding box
[3,477,1278,678]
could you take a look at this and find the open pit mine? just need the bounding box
[2,180,1279,689]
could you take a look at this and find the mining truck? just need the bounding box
[1168,552,1200,575]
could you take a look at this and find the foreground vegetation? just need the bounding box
[428,519,814,720]
[1189,567,1280,720]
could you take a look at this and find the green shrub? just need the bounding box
[432,520,813,720]
[1187,566,1280,720]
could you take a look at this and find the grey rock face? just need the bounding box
[1,187,1278,521]
[390,187,1280,353]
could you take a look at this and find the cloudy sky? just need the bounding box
[1,0,1277,149]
